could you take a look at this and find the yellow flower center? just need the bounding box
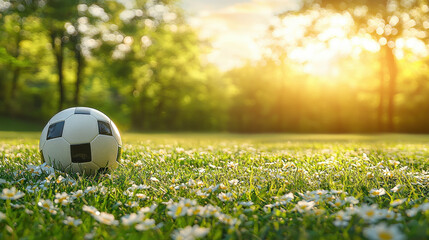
[378,231,393,240]
[175,206,183,216]
[366,210,374,217]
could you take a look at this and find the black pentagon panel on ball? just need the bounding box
[98,121,112,136]
[71,143,92,163]
[47,121,65,140]
[74,107,91,115]
[116,146,122,162]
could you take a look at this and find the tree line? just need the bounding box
[1,0,429,133]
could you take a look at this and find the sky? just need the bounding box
[180,0,301,71]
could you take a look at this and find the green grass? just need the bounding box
[0,117,43,132]
[0,133,428,239]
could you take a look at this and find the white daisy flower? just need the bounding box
[82,205,100,215]
[228,179,239,185]
[217,192,233,202]
[135,193,147,200]
[333,210,351,227]
[55,192,71,206]
[390,199,406,207]
[195,190,209,199]
[179,198,197,207]
[0,187,25,200]
[406,207,419,217]
[239,201,254,207]
[294,200,316,213]
[391,185,404,193]
[275,192,294,203]
[93,212,119,226]
[369,188,386,197]
[138,203,158,214]
[121,213,144,226]
[71,190,85,199]
[167,203,187,218]
[378,209,397,220]
[356,204,381,223]
[135,219,156,231]
[197,205,221,218]
[218,214,240,226]
[329,199,345,208]
[363,223,405,240]
[125,201,139,208]
[85,186,98,194]
[227,161,238,168]
[172,225,209,240]
[63,216,82,226]
[38,199,58,215]
[344,196,359,205]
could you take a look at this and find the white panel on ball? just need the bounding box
[108,155,119,169]
[67,163,81,174]
[91,135,119,169]
[48,108,75,124]
[62,115,98,144]
[89,108,110,122]
[42,138,71,171]
[79,162,100,175]
[111,120,122,146]
[66,162,100,175]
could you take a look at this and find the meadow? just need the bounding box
[0,132,428,239]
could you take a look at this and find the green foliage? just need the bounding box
[1,0,429,132]
[0,0,228,131]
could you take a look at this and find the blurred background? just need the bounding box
[1,0,429,133]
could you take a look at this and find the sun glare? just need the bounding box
[269,8,428,78]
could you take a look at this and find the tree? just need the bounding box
[64,1,109,105]
[0,0,40,113]
[295,0,429,131]
[41,0,80,110]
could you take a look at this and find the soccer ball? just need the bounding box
[39,107,122,175]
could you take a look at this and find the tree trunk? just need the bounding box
[385,45,397,132]
[11,19,22,100]
[277,60,287,132]
[50,32,65,111]
[377,47,385,132]
[74,42,83,105]
[11,67,20,99]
